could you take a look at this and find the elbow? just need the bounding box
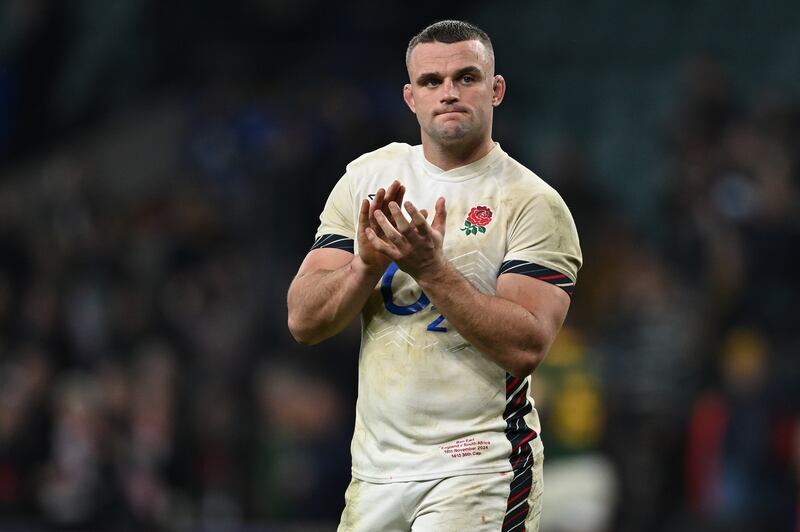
[287,302,338,346]
[508,361,536,379]
[287,316,322,346]
[507,347,547,378]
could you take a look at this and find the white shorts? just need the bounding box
[338,452,543,532]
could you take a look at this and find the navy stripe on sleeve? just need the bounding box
[310,234,354,253]
[499,260,575,297]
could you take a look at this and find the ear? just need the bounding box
[403,84,416,114]
[491,75,506,107]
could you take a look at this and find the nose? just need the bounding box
[440,79,459,103]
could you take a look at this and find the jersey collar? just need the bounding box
[419,142,504,182]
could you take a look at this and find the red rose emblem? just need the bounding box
[466,206,493,227]
[461,205,493,235]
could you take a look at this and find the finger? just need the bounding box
[358,198,370,232]
[431,197,447,234]
[382,183,404,229]
[384,180,401,202]
[394,184,406,208]
[385,180,400,200]
[404,201,432,237]
[374,209,406,246]
[365,227,401,259]
[369,188,386,233]
[371,188,386,212]
[369,189,385,218]
[388,201,413,235]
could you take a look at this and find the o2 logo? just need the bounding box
[380,262,447,332]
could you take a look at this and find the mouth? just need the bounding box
[435,109,467,118]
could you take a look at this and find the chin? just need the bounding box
[431,125,472,143]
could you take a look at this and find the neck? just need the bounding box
[421,134,496,171]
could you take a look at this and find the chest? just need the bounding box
[362,175,510,258]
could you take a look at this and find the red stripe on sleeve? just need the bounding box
[536,273,568,281]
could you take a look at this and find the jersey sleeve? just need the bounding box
[311,172,356,253]
[500,190,582,296]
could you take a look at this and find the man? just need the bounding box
[287,20,582,532]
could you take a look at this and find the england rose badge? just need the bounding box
[460,205,493,235]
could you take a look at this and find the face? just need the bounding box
[404,39,505,148]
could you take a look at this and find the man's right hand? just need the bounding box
[289,181,417,344]
[357,180,406,273]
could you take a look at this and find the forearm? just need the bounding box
[287,255,382,345]
[417,263,555,377]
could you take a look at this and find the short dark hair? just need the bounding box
[405,20,494,68]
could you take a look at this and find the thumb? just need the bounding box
[357,198,370,236]
[431,197,446,235]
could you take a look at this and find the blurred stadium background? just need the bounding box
[0,1,798,531]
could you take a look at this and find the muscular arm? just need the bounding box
[287,181,407,345]
[417,263,570,377]
[287,249,383,345]
[367,199,571,377]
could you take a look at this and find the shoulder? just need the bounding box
[345,142,416,173]
[497,151,583,278]
[496,150,571,213]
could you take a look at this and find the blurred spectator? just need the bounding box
[0,346,52,523]
[37,372,112,529]
[534,328,617,532]
[686,327,797,532]
[250,361,351,523]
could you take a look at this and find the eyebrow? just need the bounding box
[415,65,484,85]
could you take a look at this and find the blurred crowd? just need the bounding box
[533,55,800,532]
[0,1,799,531]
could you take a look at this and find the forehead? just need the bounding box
[407,40,492,76]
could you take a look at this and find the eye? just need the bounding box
[461,74,475,84]
[425,79,441,88]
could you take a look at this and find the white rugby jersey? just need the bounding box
[312,142,582,483]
